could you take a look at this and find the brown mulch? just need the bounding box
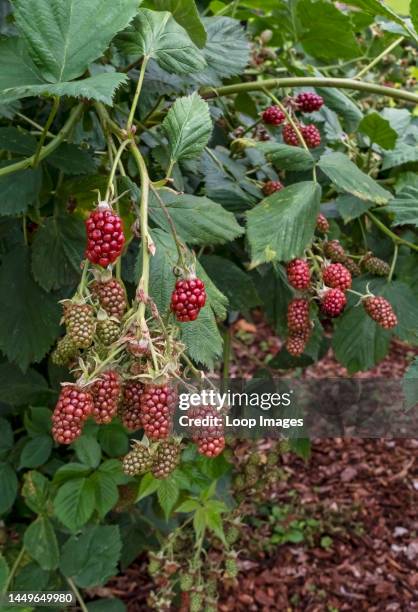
[106,321,418,611]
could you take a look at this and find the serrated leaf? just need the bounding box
[117,8,206,74]
[19,435,52,469]
[157,476,179,519]
[136,473,160,501]
[32,214,85,291]
[47,144,98,175]
[358,112,397,149]
[14,563,49,592]
[343,0,415,39]
[0,462,18,514]
[13,0,139,82]
[381,143,418,170]
[0,247,61,371]
[98,424,129,457]
[193,16,250,86]
[24,407,51,436]
[380,281,418,344]
[176,499,201,513]
[0,164,42,216]
[24,517,59,571]
[162,92,212,163]
[255,142,315,171]
[205,507,226,543]
[336,194,372,223]
[246,182,321,266]
[149,191,243,245]
[196,260,228,320]
[53,463,91,485]
[60,525,122,588]
[0,364,50,406]
[154,0,206,48]
[318,152,392,204]
[73,435,102,469]
[296,0,360,60]
[0,38,129,105]
[90,471,119,519]
[54,477,96,531]
[384,187,418,227]
[22,470,51,514]
[315,86,363,132]
[180,305,223,369]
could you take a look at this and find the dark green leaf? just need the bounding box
[381,143,418,170]
[22,470,51,514]
[0,554,9,592]
[180,305,223,369]
[0,462,18,514]
[19,435,52,469]
[0,418,14,457]
[0,363,50,405]
[98,423,129,457]
[154,0,206,47]
[47,144,98,175]
[24,516,59,570]
[73,435,102,469]
[90,471,119,519]
[0,127,36,154]
[60,525,122,588]
[246,182,321,266]
[336,194,372,223]
[255,142,315,171]
[0,164,42,216]
[289,438,311,460]
[358,112,397,149]
[157,476,179,519]
[54,477,96,531]
[385,187,418,227]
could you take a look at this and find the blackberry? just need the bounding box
[151,439,181,479]
[63,303,95,349]
[122,442,153,476]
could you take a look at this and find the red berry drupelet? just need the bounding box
[296,92,324,112]
[85,203,125,267]
[140,384,178,440]
[316,213,329,234]
[91,279,127,319]
[301,124,321,148]
[322,263,352,291]
[91,370,121,424]
[320,288,347,318]
[52,385,94,444]
[121,380,144,431]
[283,123,300,146]
[287,298,310,332]
[262,180,284,196]
[170,277,206,322]
[197,435,225,458]
[262,105,286,126]
[286,259,311,290]
[363,297,397,329]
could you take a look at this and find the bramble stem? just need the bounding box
[200,77,418,104]
[388,243,399,282]
[105,138,131,201]
[0,104,84,178]
[66,577,88,612]
[366,211,418,252]
[355,36,404,79]
[127,56,149,132]
[33,97,60,167]
[2,546,25,593]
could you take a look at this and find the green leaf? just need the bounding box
[296,0,361,60]
[412,0,418,35]
[0,554,9,592]
[32,213,85,291]
[162,92,212,164]
[195,16,250,86]
[53,463,91,485]
[19,435,52,469]
[193,507,207,540]
[154,0,206,47]
[60,525,122,588]
[149,191,243,245]
[246,182,321,266]
[318,152,392,204]
[0,363,50,405]
[73,435,102,469]
[22,471,51,514]
[176,499,201,513]
[0,247,61,371]
[381,143,418,170]
[24,407,52,437]
[200,255,260,314]
[255,142,315,171]
[117,8,206,74]
[358,112,397,149]
[180,305,223,369]
[380,281,418,344]
[90,471,119,519]
[315,86,363,132]
[196,260,228,320]
[24,516,59,571]
[98,423,129,457]
[136,473,160,501]
[14,562,50,592]
[13,0,139,82]
[0,38,128,105]
[157,476,180,519]
[0,126,36,154]
[0,418,14,457]
[385,187,418,227]
[336,194,372,223]
[0,164,42,216]
[289,438,311,461]
[343,0,414,38]
[87,600,126,612]
[47,144,98,175]
[0,462,18,514]
[54,477,96,531]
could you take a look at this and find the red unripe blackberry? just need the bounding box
[286,329,310,357]
[121,380,144,431]
[140,384,177,440]
[296,92,324,112]
[151,439,181,479]
[322,263,352,291]
[283,123,300,146]
[63,303,95,349]
[286,259,311,290]
[91,278,127,320]
[52,385,94,444]
[316,213,329,233]
[197,436,225,458]
[323,240,346,263]
[362,254,390,277]
[262,180,284,196]
[261,105,286,126]
[85,203,125,267]
[91,370,121,424]
[301,124,321,148]
[287,298,310,332]
[342,257,361,277]
[189,405,224,440]
[170,277,206,322]
[363,296,397,329]
[320,288,347,317]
